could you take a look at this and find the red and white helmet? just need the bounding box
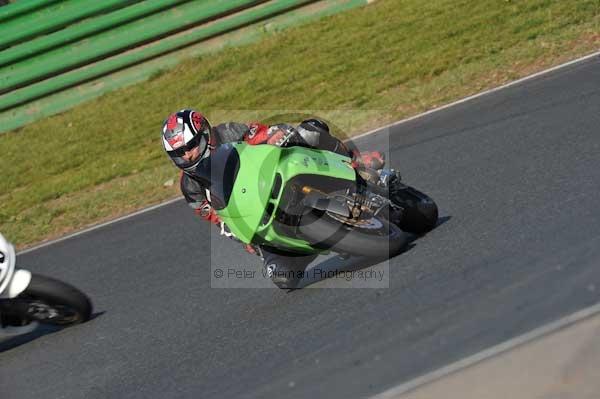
[161,109,212,171]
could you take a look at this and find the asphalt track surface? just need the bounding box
[1,55,600,399]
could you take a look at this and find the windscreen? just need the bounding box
[192,144,240,210]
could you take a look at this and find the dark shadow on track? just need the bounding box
[294,244,418,290]
[290,215,451,290]
[433,215,452,229]
[0,311,104,352]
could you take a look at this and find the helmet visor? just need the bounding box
[168,134,208,170]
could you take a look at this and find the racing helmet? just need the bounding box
[161,109,212,171]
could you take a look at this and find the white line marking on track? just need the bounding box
[18,197,183,255]
[19,50,600,254]
[353,50,600,141]
[370,301,600,398]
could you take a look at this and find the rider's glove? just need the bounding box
[244,122,297,147]
[266,124,299,146]
[244,122,270,145]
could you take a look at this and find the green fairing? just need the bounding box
[216,143,280,243]
[217,142,356,252]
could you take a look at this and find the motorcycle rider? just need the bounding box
[161,109,385,288]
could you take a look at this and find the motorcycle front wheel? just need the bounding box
[391,185,438,235]
[298,210,411,258]
[14,274,92,326]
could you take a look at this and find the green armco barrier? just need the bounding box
[0,0,139,50]
[0,0,193,68]
[0,0,316,108]
[0,0,370,132]
[0,0,263,93]
[0,0,63,24]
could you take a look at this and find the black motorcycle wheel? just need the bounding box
[298,211,411,258]
[15,274,92,326]
[392,185,438,235]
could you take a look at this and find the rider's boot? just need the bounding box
[351,150,404,189]
[352,150,385,170]
[351,150,384,185]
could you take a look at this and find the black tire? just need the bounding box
[298,211,411,258]
[392,186,438,235]
[18,274,92,326]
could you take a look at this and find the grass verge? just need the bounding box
[1,0,598,249]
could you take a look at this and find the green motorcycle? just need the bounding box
[194,141,438,271]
